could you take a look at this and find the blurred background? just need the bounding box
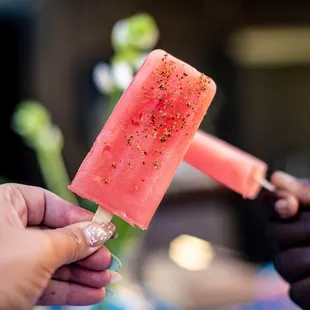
[2,0,310,309]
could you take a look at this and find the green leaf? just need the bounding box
[111,47,140,66]
[127,13,159,50]
[111,13,159,51]
[0,176,8,184]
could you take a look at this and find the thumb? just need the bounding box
[46,221,115,268]
[272,171,310,206]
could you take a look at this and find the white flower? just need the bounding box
[111,61,134,90]
[93,62,115,94]
[111,20,130,49]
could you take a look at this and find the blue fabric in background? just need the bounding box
[238,299,295,310]
[235,263,297,310]
[101,295,171,310]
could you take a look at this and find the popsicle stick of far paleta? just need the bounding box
[256,177,276,193]
[93,206,113,223]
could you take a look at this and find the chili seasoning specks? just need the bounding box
[153,161,160,169]
[126,134,133,145]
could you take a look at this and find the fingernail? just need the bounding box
[275,199,289,218]
[110,271,122,284]
[111,232,119,240]
[83,222,116,247]
[108,253,122,271]
[105,288,115,298]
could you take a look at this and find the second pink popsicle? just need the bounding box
[184,131,268,199]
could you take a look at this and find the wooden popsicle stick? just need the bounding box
[93,206,113,223]
[257,178,276,192]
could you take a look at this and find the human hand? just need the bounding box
[0,183,122,310]
[267,172,310,309]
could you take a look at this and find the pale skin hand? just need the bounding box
[0,183,116,310]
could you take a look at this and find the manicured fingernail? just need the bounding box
[111,232,119,240]
[83,222,116,247]
[110,271,122,284]
[105,288,115,298]
[108,253,122,271]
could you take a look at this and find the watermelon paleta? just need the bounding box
[69,49,216,230]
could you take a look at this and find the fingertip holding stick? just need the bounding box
[257,175,300,219]
[274,191,299,218]
[93,207,120,241]
[274,199,290,219]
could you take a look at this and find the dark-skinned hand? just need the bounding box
[267,171,310,309]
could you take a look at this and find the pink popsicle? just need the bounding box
[184,130,270,199]
[69,50,216,229]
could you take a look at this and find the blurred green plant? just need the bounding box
[111,13,159,51]
[12,100,79,205]
[0,177,8,184]
[93,12,160,118]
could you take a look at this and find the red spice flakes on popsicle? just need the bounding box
[163,128,171,137]
[153,161,160,169]
[198,73,208,91]
[68,49,216,230]
[126,134,133,145]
